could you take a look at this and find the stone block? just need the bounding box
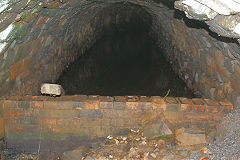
[99,96,113,102]
[151,96,166,110]
[113,101,126,110]
[178,97,193,104]
[143,115,173,139]
[139,102,153,110]
[165,97,178,104]
[204,99,220,106]
[78,110,103,118]
[164,111,184,122]
[184,113,212,121]
[30,101,44,109]
[72,102,85,109]
[84,100,99,109]
[40,83,65,96]
[44,101,73,110]
[176,128,206,146]
[40,109,78,118]
[166,103,180,112]
[3,100,17,108]
[126,102,138,110]
[125,96,139,102]
[192,98,205,105]
[100,102,113,109]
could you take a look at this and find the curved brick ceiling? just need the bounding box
[0,0,240,107]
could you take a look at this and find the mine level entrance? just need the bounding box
[57,20,197,98]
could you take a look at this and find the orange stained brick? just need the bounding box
[7,110,23,117]
[21,70,30,79]
[194,47,198,58]
[16,126,23,132]
[44,119,57,125]
[225,105,233,112]
[211,107,219,113]
[185,114,211,121]
[84,101,99,109]
[213,114,224,121]
[126,102,138,110]
[10,58,31,80]
[35,59,45,69]
[207,67,212,73]
[199,105,206,112]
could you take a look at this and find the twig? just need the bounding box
[37,124,43,160]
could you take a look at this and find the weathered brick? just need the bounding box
[99,96,113,102]
[114,96,126,102]
[184,113,212,121]
[139,96,151,102]
[139,102,152,110]
[178,97,193,104]
[44,101,73,110]
[30,101,44,109]
[18,101,30,109]
[223,105,233,113]
[164,111,184,122]
[192,98,205,105]
[40,109,78,118]
[206,106,223,113]
[125,96,139,102]
[126,102,138,110]
[84,100,99,109]
[102,109,119,119]
[78,110,103,118]
[3,100,17,108]
[204,99,220,106]
[166,103,180,112]
[113,101,126,110]
[100,102,113,109]
[72,102,85,109]
[4,108,24,117]
[151,96,166,110]
[165,97,178,104]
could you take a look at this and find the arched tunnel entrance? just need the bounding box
[0,0,239,159]
[56,12,196,98]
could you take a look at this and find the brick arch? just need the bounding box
[0,0,240,106]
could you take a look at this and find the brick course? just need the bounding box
[0,95,233,153]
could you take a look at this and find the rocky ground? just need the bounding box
[189,108,240,160]
[58,115,211,160]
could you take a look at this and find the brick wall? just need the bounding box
[0,0,240,106]
[0,95,233,154]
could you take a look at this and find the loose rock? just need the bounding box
[41,83,65,96]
